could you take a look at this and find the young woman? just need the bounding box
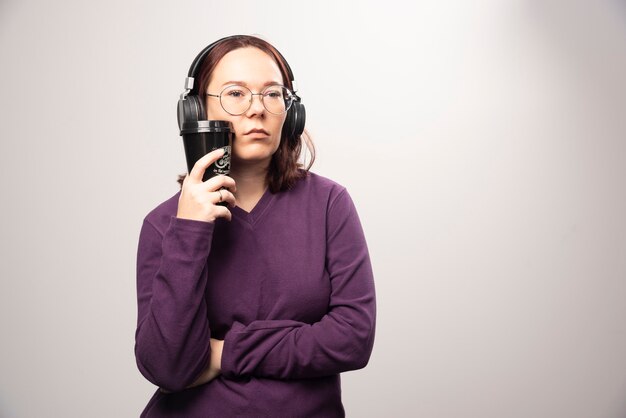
[134,35,376,417]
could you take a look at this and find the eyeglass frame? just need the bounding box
[205,84,295,116]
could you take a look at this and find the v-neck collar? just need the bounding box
[231,187,275,226]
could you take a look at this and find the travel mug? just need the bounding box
[180,120,233,182]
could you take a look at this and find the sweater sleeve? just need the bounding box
[220,189,376,380]
[134,216,215,392]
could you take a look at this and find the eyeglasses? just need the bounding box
[206,84,295,116]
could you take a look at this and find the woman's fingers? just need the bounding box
[177,180,236,222]
[203,174,237,192]
[177,150,238,222]
[212,204,232,222]
[213,188,236,207]
[188,148,225,183]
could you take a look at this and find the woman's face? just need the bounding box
[206,47,287,166]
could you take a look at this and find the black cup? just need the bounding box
[180,120,233,182]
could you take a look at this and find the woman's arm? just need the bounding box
[220,189,376,380]
[134,217,215,392]
[159,338,223,394]
[134,150,236,392]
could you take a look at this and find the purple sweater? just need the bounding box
[134,172,376,417]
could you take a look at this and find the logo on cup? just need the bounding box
[214,146,231,174]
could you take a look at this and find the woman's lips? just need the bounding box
[244,128,270,135]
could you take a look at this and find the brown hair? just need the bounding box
[177,35,315,193]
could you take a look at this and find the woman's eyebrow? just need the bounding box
[220,80,283,87]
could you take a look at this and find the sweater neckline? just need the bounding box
[231,187,275,226]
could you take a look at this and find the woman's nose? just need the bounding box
[246,93,265,116]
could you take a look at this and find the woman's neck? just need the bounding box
[229,158,270,212]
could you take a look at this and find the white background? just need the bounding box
[1,0,625,417]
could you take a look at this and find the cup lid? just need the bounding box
[180,120,233,135]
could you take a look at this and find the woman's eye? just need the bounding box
[265,90,282,99]
[227,90,245,98]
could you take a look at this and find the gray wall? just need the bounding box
[1,0,625,417]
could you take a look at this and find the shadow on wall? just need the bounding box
[525,0,626,104]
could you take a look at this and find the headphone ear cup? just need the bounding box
[282,101,306,143]
[177,95,206,130]
[292,101,306,139]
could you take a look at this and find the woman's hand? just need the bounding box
[176,148,237,222]
[159,338,224,394]
[186,338,224,389]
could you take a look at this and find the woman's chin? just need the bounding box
[232,144,278,166]
[231,151,274,167]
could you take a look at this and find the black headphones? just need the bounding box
[177,35,306,144]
